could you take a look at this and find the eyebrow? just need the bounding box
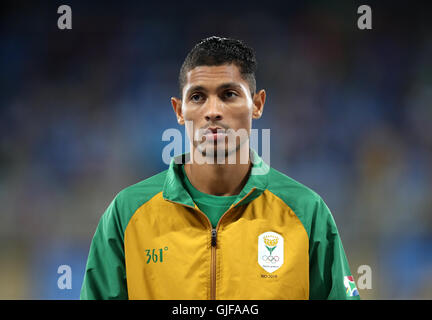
[185,82,243,97]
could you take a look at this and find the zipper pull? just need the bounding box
[211,228,217,247]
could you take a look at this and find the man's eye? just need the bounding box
[224,91,238,99]
[190,93,203,102]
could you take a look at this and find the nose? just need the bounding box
[204,96,223,122]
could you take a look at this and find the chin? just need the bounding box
[198,143,242,162]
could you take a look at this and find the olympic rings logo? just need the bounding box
[262,255,280,264]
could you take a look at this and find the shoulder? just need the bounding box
[267,167,322,207]
[103,170,168,233]
[266,167,330,236]
[117,170,167,203]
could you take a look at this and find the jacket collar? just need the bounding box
[162,149,269,208]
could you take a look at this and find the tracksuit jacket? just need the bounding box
[80,151,360,300]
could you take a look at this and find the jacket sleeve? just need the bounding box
[308,197,360,300]
[80,198,128,300]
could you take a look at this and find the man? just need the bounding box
[80,36,360,300]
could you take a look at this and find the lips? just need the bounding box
[206,127,224,134]
[204,127,227,141]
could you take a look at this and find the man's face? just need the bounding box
[171,64,265,160]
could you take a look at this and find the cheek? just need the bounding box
[184,121,195,142]
[229,106,253,129]
[228,98,254,117]
[181,106,195,121]
[182,100,253,127]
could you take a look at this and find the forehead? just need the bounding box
[185,64,246,89]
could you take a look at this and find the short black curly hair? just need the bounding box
[178,36,257,98]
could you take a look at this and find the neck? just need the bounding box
[185,144,251,196]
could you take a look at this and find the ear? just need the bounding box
[252,89,266,119]
[171,97,185,125]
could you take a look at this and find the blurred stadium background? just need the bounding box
[1,0,431,299]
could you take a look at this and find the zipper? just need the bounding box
[209,187,257,300]
[211,228,217,246]
[165,199,218,299]
[210,228,217,300]
[165,187,257,300]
